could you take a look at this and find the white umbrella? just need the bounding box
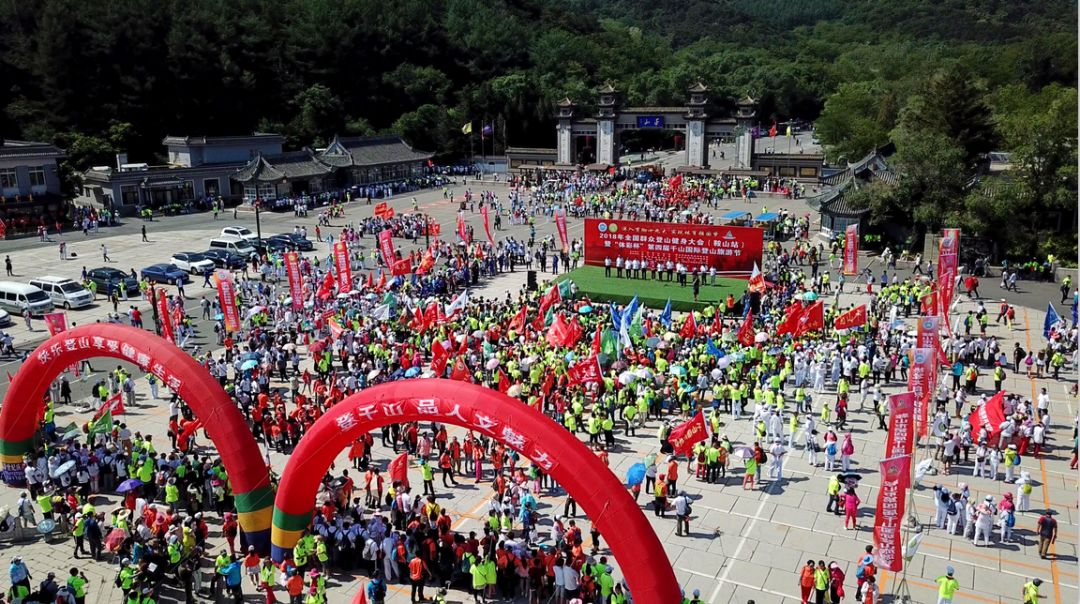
[754,332,769,343]
[485,358,500,370]
[421,369,436,378]
[635,367,654,380]
[283,343,297,351]
[51,459,76,478]
[710,368,722,380]
[245,305,265,319]
[732,446,755,460]
[367,369,382,381]
[716,356,732,369]
[507,384,522,397]
[618,371,637,386]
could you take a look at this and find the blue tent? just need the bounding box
[721,210,752,221]
[754,212,780,223]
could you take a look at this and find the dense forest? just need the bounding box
[0,0,1075,256]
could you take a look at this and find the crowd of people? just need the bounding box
[1,182,1075,604]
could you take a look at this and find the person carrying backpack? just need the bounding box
[367,570,388,604]
[854,553,876,602]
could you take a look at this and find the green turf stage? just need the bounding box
[556,265,748,312]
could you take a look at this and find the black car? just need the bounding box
[271,233,315,251]
[201,249,247,270]
[261,237,291,253]
[85,267,139,295]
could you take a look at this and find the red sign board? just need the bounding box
[583,219,763,274]
[873,454,911,572]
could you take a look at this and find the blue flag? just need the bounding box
[623,295,640,330]
[660,299,672,329]
[1044,302,1060,339]
[706,338,724,358]
[609,303,622,332]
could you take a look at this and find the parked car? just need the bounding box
[259,237,291,253]
[85,267,139,296]
[0,282,54,316]
[271,233,315,251]
[201,249,246,270]
[140,264,190,284]
[0,308,12,327]
[28,276,94,309]
[209,238,258,258]
[220,226,259,242]
[170,252,216,274]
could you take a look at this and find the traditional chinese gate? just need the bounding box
[271,379,680,604]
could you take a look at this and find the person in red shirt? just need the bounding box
[666,458,679,493]
[408,556,431,602]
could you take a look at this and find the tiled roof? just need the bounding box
[232,135,431,182]
[0,140,64,159]
[325,135,432,167]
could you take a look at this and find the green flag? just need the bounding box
[629,307,644,343]
[558,279,574,299]
[600,328,618,357]
[88,410,113,436]
[543,306,555,327]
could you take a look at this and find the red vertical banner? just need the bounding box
[284,252,303,310]
[215,270,242,333]
[377,230,396,269]
[937,228,960,318]
[908,348,933,438]
[333,241,352,293]
[480,206,495,246]
[156,289,174,343]
[842,223,859,276]
[456,212,468,243]
[43,312,67,336]
[885,392,915,458]
[555,209,569,252]
[873,455,911,572]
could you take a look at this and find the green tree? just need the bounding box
[288,84,344,147]
[899,66,997,168]
[814,81,900,162]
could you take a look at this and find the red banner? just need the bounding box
[968,391,1006,442]
[834,305,867,330]
[666,412,708,456]
[373,202,394,220]
[843,223,858,276]
[566,355,603,386]
[456,212,468,243]
[555,210,568,252]
[333,241,352,293]
[156,289,174,343]
[284,252,303,310]
[908,348,933,438]
[583,219,764,275]
[480,205,494,246]
[794,300,824,337]
[388,451,409,488]
[215,270,242,333]
[937,228,960,317]
[43,312,67,336]
[886,392,914,459]
[873,455,911,572]
[737,312,755,347]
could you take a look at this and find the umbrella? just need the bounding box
[240,359,258,371]
[838,472,862,482]
[309,341,327,354]
[644,453,658,467]
[732,446,755,460]
[578,305,593,314]
[618,371,637,386]
[645,337,661,349]
[710,368,722,380]
[754,332,769,343]
[799,291,818,301]
[472,329,485,338]
[625,463,646,487]
[50,459,76,478]
[670,365,687,376]
[116,479,143,493]
[404,367,421,378]
[283,343,297,351]
[484,358,500,370]
[657,340,669,350]
[367,369,382,381]
[245,305,265,318]
[716,356,732,369]
[507,384,522,397]
[564,352,576,362]
[635,367,655,380]
[213,313,224,321]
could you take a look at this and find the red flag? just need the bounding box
[968,391,1006,442]
[328,318,345,340]
[388,451,409,488]
[679,313,697,339]
[666,412,709,456]
[711,308,722,335]
[373,202,394,219]
[667,174,683,190]
[540,372,555,397]
[353,583,369,604]
[507,306,527,332]
[566,355,603,386]
[376,271,386,291]
[737,312,755,347]
[775,302,803,336]
[555,210,568,251]
[908,348,934,438]
[842,224,859,276]
[591,324,602,355]
[747,262,766,293]
[793,301,824,337]
[480,205,495,246]
[885,393,915,459]
[451,357,470,382]
[456,331,469,355]
[215,271,242,332]
[424,302,440,331]
[284,252,303,310]
[456,212,468,242]
[366,271,375,290]
[333,241,352,293]
[546,313,575,347]
[430,340,449,376]
[834,305,867,330]
[92,393,126,422]
[768,121,777,137]
[156,290,174,343]
[919,287,937,315]
[43,312,67,336]
[497,370,511,394]
[538,284,561,313]
[416,249,435,275]
[176,419,204,452]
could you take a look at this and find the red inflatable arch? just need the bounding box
[0,324,274,552]
[271,379,680,604]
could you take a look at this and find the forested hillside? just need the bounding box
[0,0,1075,256]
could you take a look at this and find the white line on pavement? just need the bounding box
[710,481,778,603]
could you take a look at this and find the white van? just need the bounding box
[220,226,259,242]
[0,282,54,316]
[28,276,94,309]
[209,238,257,258]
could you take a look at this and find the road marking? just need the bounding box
[709,482,777,604]
[1023,309,1064,604]
[680,567,801,601]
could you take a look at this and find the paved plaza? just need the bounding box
[0,181,1075,604]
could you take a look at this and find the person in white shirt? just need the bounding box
[552,558,567,604]
[562,561,580,600]
[769,443,786,480]
[1036,389,1051,424]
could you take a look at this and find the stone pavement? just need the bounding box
[0,183,1074,604]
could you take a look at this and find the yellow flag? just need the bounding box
[461,122,472,135]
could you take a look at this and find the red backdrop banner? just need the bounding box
[937,228,960,317]
[284,252,303,310]
[583,219,763,274]
[873,455,911,572]
[843,223,859,276]
[908,348,934,438]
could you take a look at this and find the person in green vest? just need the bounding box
[164,478,180,507]
[314,535,329,573]
[124,590,141,604]
[601,414,615,448]
[37,489,55,520]
[420,458,435,496]
[72,513,88,558]
[935,566,960,603]
[67,567,89,604]
[213,549,232,596]
[116,558,136,592]
[1022,577,1043,603]
[623,402,637,436]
